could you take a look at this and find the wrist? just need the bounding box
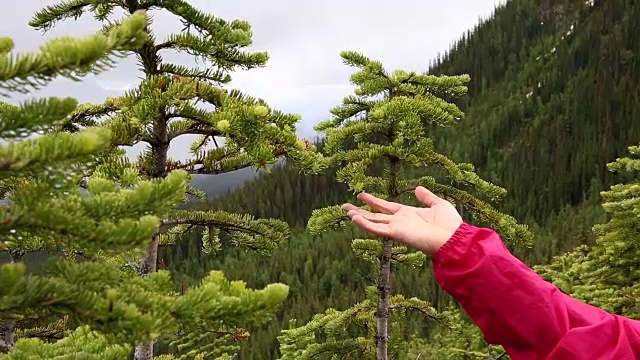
[431,221,464,254]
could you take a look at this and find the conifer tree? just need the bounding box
[29,1,323,358]
[0,12,183,355]
[0,11,298,359]
[278,51,532,360]
[537,144,640,319]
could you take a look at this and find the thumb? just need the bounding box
[415,186,443,207]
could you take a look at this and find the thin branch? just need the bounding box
[157,67,223,83]
[389,186,417,201]
[193,135,210,151]
[23,328,66,341]
[387,304,439,321]
[165,149,246,173]
[154,41,176,51]
[157,219,264,236]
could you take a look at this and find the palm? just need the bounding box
[416,202,458,227]
[392,205,430,229]
[343,187,463,254]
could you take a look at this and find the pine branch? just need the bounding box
[3,11,148,95]
[165,123,219,141]
[159,218,261,236]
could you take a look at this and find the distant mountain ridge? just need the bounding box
[190,167,261,198]
[190,158,286,199]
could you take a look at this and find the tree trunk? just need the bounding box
[0,314,14,354]
[120,6,164,359]
[133,108,168,360]
[133,235,159,360]
[376,238,393,360]
[134,342,154,360]
[376,158,399,360]
[431,281,440,311]
[1,251,23,354]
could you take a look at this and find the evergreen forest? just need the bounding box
[1,0,640,359]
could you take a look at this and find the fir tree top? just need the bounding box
[29,0,324,179]
[310,51,532,245]
[537,144,640,318]
[280,51,532,360]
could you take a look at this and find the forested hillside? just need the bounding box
[0,0,640,360]
[161,0,640,358]
[430,0,639,225]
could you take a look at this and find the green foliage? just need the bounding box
[0,12,185,257]
[404,309,510,360]
[5,326,131,360]
[32,0,324,249]
[159,208,292,255]
[278,51,532,359]
[6,0,626,357]
[0,11,190,356]
[537,144,640,319]
[27,0,324,358]
[0,10,147,95]
[0,11,172,257]
[1,263,288,359]
[279,295,444,360]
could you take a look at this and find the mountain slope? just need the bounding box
[165,0,639,357]
[430,0,639,223]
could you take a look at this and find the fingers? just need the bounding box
[343,206,392,223]
[343,203,394,237]
[342,203,359,212]
[357,192,402,214]
[350,214,393,238]
[415,186,443,207]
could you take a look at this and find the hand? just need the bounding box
[342,186,463,254]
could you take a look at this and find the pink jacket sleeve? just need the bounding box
[432,222,640,360]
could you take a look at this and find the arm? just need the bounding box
[432,223,640,360]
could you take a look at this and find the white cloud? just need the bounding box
[95,79,139,92]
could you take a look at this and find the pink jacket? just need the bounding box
[432,223,640,360]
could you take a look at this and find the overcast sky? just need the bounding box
[3,0,505,160]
